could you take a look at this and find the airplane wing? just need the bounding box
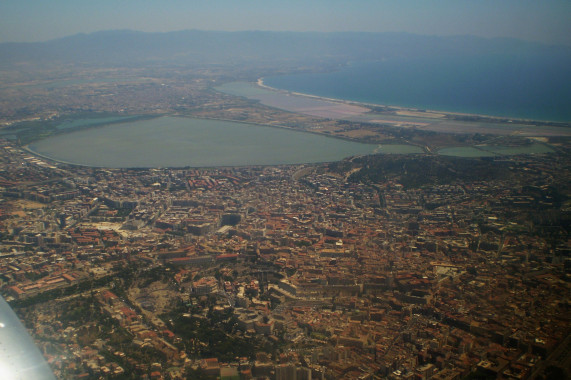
[0,296,56,380]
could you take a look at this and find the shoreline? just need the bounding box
[256,78,571,127]
[17,81,567,169]
[21,112,557,170]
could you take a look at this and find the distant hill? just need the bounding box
[1,30,569,69]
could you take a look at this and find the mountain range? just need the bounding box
[1,30,569,69]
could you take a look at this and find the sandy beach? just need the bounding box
[246,79,571,137]
[256,78,370,118]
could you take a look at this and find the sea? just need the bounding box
[264,55,571,123]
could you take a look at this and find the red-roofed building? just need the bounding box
[100,290,119,306]
[201,358,221,376]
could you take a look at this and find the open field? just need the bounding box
[10,200,46,216]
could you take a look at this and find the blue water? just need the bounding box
[264,55,571,122]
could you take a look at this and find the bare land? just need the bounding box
[2,66,570,157]
[243,81,571,137]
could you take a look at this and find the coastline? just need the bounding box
[23,144,96,169]
[256,78,571,127]
[17,79,569,169]
[256,78,367,110]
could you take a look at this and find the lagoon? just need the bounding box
[28,117,380,168]
[27,116,555,168]
[216,82,571,138]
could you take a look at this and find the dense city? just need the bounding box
[1,135,569,379]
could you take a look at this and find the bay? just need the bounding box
[27,117,379,168]
[264,56,571,122]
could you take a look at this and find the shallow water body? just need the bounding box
[28,117,379,168]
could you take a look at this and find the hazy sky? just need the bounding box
[1,0,570,45]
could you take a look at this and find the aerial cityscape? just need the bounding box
[1,2,570,380]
